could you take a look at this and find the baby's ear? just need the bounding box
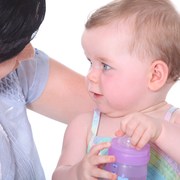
[148,60,169,91]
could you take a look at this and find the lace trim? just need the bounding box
[0,71,25,102]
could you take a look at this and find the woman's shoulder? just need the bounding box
[17,49,49,104]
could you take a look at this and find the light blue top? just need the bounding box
[0,49,49,180]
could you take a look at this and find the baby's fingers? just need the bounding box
[88,142,115,165]
[96,155,116,166]
[115,129,124,137]
[130,124,146,146]
[135,130,151,150]
[89,142,111,155]
[92,168,117,180]
[120,115,139,135]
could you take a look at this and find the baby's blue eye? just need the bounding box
[103,63,111,71]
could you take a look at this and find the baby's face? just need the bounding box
[82,21,152,117]
[0,43,34,79]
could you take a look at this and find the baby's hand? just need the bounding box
[77,142,117,180]
[116,112,162,149]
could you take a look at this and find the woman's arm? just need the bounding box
[28,58,94,124]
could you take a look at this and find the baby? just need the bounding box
[53,0,180,179]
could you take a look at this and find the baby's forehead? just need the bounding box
[85,17,135,37]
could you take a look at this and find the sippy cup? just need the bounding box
[104,136,150,180]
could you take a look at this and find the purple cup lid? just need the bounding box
[108,136,150,166]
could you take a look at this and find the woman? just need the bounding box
[0,0,93,179]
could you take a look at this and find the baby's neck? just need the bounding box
[140,101,168,114]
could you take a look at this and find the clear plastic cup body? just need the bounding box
[104,136,150,180]
[105,162,147,180]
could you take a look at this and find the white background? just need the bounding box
[29,1,180,179]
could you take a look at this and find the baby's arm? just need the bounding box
[52,113,116,180]
[155,111,180,163]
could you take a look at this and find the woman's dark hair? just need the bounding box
[0,0,46,62]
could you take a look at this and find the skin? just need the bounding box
[52,20,180,180]
[0,43,94,123]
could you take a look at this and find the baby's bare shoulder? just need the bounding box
[68,111,94,129]
[172,108,180,124]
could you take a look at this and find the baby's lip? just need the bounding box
[92,92,103,98]
[89,89,103,97]
[94,92,102,96]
